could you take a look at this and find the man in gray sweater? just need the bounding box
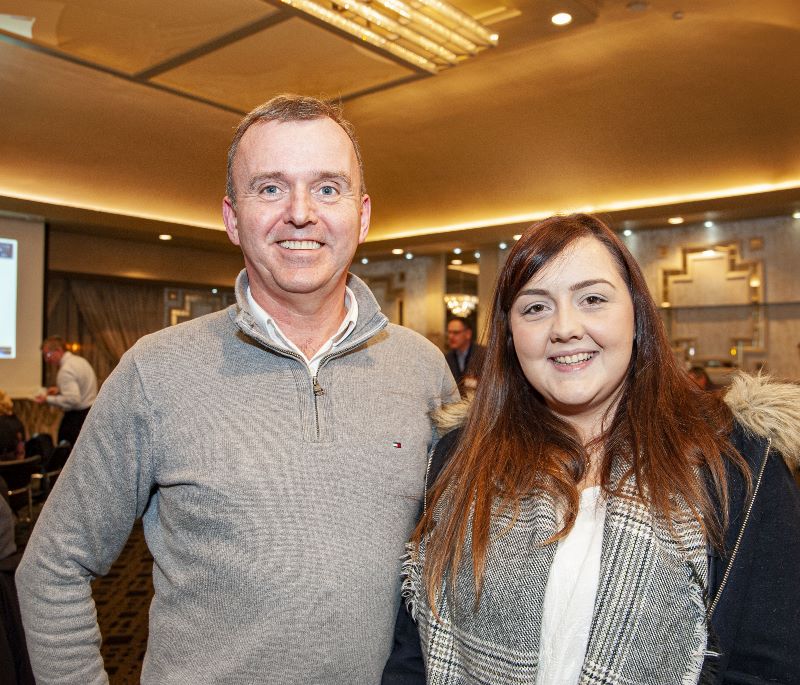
[16,95,457,684]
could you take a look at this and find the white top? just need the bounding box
[245,286,358,376]
[536,485,607,685]
[46,351,98,411]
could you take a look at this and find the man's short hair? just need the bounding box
[226,94,365,206]
[41,336,66,352]
[447,317,474,333]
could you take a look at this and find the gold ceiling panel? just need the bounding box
[151,17,417,110]
[0,0,277,74]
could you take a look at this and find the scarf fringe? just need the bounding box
[401,541,422,621]
[682,576,711,685]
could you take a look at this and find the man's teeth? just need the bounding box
[553,352,595,365]
[279,240,322,249]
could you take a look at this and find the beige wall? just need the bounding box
[49,229,243,286]
[350,255,447,347]
[626,215,800,379]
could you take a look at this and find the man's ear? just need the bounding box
[222,197,240,246]
[358,194,371,245]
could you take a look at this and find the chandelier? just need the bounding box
[279,0,498,73]
[444,293,478,317]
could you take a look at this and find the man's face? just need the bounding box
[447,321,472,353]
[223,118,370,305]
[42,347,63,365]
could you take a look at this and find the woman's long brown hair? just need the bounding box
[416,214,748,608]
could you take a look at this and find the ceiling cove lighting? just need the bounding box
[158,234,172,241]
[551,12,573,26]
[391,248,404,254]
[374,181,800,242]
[668,216,684,224]
[280,0,497,73]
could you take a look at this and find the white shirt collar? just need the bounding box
[245,285,359,375]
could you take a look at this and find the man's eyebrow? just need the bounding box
[516,279,616,298]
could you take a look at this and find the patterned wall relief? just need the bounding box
[660,240,765,367]
[164,287,236,327]
[359,274,406,325]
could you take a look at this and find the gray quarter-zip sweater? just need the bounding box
[16,270,458,684]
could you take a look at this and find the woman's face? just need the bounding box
[510,236,635,437]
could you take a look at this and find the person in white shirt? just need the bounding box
[35,336,97,448]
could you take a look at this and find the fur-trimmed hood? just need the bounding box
[434,373,800,470]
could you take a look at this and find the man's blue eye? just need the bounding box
[262,185,279,194]
[320,186,336,195]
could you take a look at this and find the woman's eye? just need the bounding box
[583,295,606,306]
[523,303,547,315]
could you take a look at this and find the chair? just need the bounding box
[32,440,71,500]
[0,456,42,524]
[25,433,54,461]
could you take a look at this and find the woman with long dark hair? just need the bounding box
[384,214,800,685]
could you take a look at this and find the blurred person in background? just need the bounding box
[35,336,97,448]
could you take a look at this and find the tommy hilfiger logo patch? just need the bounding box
[392,441,402,448]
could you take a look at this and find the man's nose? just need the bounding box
[285,188,317,226]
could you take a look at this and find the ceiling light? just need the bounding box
[474,251,481,259]
[668,217,684,225]
[211,288,218,294]
[444,294,478,317]
[551,12,572,26]
[704,220,714,228]
[626,1,649,10]
[793,211,800,219]
[279,0,497,74]
[361,257,369,264]
[498,242,508,250]
[391,248,404,255]
[405,252,414,260]
[513,234,522,241]
[159,234,172,241]
[623,229,633,237]
[453,247,462,254]
[451,259,463,265]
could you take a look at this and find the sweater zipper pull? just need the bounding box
[313,377,325,396]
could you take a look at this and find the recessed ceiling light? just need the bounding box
[489,33,499,42]
[405,252,414,260]
[513,234,522,241]
[451,259,463,265]
[499,242,508,250]
[453,247,462,254]
[551,12,572,26]
[668,217,684,225]
[626,1,649,11]
[361,257,369,264]
[623,229,633,237]
[474,251,481,259]
[704,220,714,228]
[391,248,404,255]
[159,234,172,241]
[793,211,800,219]
[211,288,218,294]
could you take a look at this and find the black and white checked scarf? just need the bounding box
[403,460,709,685]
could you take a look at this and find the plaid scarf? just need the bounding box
[403,460,709,685]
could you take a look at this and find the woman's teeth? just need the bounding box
[553,352,595,365]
